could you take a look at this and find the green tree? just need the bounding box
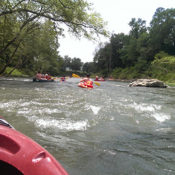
[93,42,111,75]
[0,0,108,75]
[110,33,129,68]
[149,7,175,55]
[0,0,108,39]
[82,62,96,73]
[70,57,82,71]
[4,20,61,76]
[123,18,148,66]
[129,18,147,39]
[62,55,72,71]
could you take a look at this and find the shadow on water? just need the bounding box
[1,77,175,174]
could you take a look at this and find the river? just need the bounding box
[0,77,175,175]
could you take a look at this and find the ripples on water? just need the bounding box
[1,77,175,175]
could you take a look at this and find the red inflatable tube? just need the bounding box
[78,81,93,89]
[78,82,87,88]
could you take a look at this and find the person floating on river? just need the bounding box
[99,77,105,81]
[80,74,90,82]
[94,76,99,81]
[79,74,93,88]
[45,73,52,80]
[35,72,47,80]
[36,71,42,80]
[94,76,105,81]
[60,75,66,82]
[33,72,54,82]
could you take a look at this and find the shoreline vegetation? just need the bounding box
[114,56,175,87]
[0,3,175,87]
[1,63,175,87]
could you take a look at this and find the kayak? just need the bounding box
[33,78,54,82]
[0,117,68,175]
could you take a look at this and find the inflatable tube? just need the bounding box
[0,117,68,175]
[78,83,86,88]
[78,81,93,89]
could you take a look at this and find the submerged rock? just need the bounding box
[129,79,167,88]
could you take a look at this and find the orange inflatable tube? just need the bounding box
[78,80,93,89]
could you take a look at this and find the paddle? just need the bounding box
[72,73,80,78]
[94,81,100,86]
[72,73,100,86]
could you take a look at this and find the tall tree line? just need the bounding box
[91,7,175,77]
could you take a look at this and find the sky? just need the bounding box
[58,0,175,63]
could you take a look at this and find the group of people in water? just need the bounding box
[78,74,105,88]
[94,76,105,81]
[35,72,66,82]
[78,74,94,88]
[35,72,53,80]
[34,72,104,88]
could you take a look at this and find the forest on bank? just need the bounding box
[0,1,175,83]
[0,0,107,76]
[93,7,175,83]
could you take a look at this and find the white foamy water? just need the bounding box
[37,108,61,115]
[17,108,30,115]
[155,127,172,132]
[104,149,117,155]
[127,101,171,123]
[152,113,171,122]
[129,102,161,112]
[90,105,101,115]
[0,101,18,111]
[19,101,43,107]
[35,118,89,131]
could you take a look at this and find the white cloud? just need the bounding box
[58,35,98,63]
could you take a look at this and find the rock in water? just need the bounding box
[129,79,167,88]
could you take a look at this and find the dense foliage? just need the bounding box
[0,0,107,76]
[91,7,175,82]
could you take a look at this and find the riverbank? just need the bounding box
[1,74,175,87]
[1,66,175,87]
[110,60,175,87]
[0,67,30,78]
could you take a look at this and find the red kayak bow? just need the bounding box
[0,117,68,175]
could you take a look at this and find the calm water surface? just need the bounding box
[0,77,175,175]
